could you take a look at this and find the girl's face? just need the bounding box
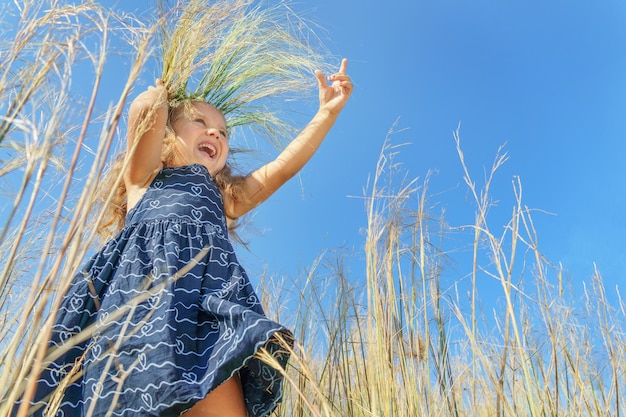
[171,102,229,176]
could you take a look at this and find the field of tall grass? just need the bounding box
[1,1,624,416]
[262,132,626,417]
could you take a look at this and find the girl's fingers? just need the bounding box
[329,76,352,94]
[339,58,348,74]
[315,69,327,88]
[329,74,351,82]
[326,59,350,81]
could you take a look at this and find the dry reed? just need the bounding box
[258,127,625,417]
[1,1,624,417]
[0,0,329,415]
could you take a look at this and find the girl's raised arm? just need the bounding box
[125,79,169,187]
[225,59,353,219]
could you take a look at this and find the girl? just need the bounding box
[17,59,352,417]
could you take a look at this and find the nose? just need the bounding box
[206,127,221,138]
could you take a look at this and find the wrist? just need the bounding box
[316,106,341,119]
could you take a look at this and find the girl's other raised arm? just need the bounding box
[125,79,169,187]
[226,59,353,218]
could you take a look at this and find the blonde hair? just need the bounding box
[95,0,329,240]
[96,99,246,240]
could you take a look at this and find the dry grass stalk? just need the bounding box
[159,0,327,147]
[1,0,331,415]
[0,2,154,414]
[257,127,625,417]
[1,1,625,417]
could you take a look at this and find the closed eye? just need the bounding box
[194,118,206,126]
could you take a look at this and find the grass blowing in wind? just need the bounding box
[258,131,625,417]
[97,0,328,241]
[0,2,155,415]
[1,0,345,416]
[159,0,326,144]
[1,1,624,417]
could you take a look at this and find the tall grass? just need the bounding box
[159,0,327,145]
[260,127,625,417]
[0,2,155,414]
[1,1,624,417]
[0,1,326,415]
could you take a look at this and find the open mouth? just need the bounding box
[198,143,217,159]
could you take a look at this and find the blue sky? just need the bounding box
[114,0,626,306]
[5,0,624,312]
[237,0,626,305]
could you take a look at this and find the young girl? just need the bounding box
[15,59,351,417]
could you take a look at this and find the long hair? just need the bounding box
[96,99,247,241]
[97,0,329,240]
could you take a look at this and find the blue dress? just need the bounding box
[19,164,291,417]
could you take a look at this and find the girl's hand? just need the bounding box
[315,58,353,116]
[131,79,168,110]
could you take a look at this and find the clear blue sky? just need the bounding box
[239,0,626,304]
[10,0,623,309]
